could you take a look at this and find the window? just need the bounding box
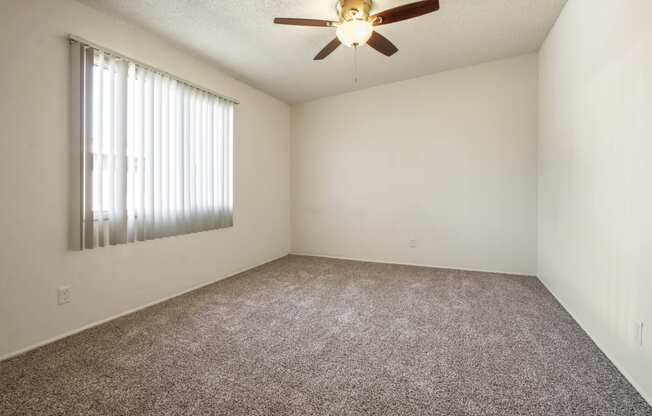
[72,39,235,249]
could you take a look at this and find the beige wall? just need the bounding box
[291,54,538,275]
[0,0,291,358]
[538,0,652,403]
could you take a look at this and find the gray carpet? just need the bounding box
[1,255,650,415]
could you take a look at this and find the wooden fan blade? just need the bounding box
[367,31,398,57]
[314,38,342,60]
[273,18,335,27]
[371,0,439,26]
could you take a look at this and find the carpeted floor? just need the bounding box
[1,255,650,416]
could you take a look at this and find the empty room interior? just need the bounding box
[1,0,652,414]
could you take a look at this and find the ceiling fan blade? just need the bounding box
[273,18,335,27]
[367,31,398,57]
[371,0,439,26]
[314,38,342,60]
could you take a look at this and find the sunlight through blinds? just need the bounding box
[71,39,235,249]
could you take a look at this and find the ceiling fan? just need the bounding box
[274,0,440,60]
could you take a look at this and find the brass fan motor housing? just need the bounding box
[337,0,373,22]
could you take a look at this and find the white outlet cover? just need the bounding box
[409,240,417,248]
[58,286,71,305]
[634,321,644,346]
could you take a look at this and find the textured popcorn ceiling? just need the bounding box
[75,0,566,103]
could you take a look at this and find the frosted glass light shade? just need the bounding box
[336,19,373,47]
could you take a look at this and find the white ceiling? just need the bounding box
[76,0,567,104]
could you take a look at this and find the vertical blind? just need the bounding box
[72,39,235,249]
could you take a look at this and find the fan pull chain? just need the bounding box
[354,44,359,84]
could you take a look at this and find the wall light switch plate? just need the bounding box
[58,286,71,305]
[408,240,417,248]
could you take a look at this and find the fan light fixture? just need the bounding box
[336,19,373,47]
[273,0,440,60]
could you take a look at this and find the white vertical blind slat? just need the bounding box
[106,56,116,245]
[227,103,233,225]
[138,65,146,241]
[114,60,128,245]
[221,101,228,227]
[146,70,155,239]
[208,99,215,230]
[81,46,95,249]
[163,77,171,236]
[95,52,105,247]
[126,63,135,243]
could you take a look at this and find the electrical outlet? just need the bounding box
[58,286,71,305]
[408,240,417,248]
[636,322,644,347]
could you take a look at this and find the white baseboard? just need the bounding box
[0,253,289,362]
[538,276,652,407]
[289,251,536,277]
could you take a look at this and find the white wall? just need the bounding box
[538,0,652,403]
[291,55,538,275]
[0,0,290,358]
